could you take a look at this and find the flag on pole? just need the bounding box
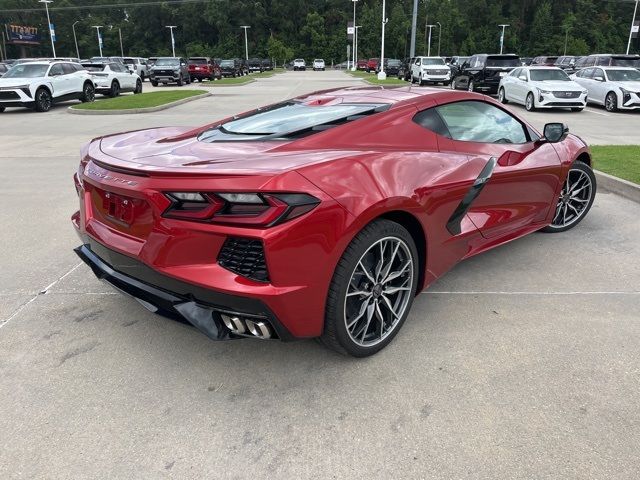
[50,23,56,42]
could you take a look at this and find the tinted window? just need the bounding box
[49,64,64,76]
[61,63,76,74]
[529,69,570,81]
[510,68,521,77]
[606,69,640,81]
[596,57,610,66]
[611,57,640,67]
[432,101,528,144]
[189,58,208,65]
[155,58,179,66]
[421,58,445,65]
[413,109,450,137]
[581,68,595,79]
[486,56,520,67]
[593,68,605,79]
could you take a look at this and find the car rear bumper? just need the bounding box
[75,240,296,342]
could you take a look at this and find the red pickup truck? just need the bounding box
[187,57,222,82]
[366,58,379,73]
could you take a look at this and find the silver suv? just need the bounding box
[123,57,149,81]
[149,57,191,86]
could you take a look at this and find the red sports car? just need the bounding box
[72,87,596,357]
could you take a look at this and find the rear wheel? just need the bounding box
[80,82,95,103]
[0,107,5,113]
[134,79,143,94]
[498,87,508,104]
[177,74,183,86]
[34,88,52,112]
[151,80,158,87]
[140,72,145,82]
[605,92,618,112]
[320,219,419,357]
[541,161,596,233]
[525,92,536,111]
[109,81,120,98]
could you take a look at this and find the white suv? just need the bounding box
[123,57,149,81]
[0,61,95,112]
[411,57,451,86]
[293,59,306,71]
[82,62,142,97]
[313,59,325,71]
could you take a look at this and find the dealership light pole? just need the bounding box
[72,21,80,59]
[92,25,103,57]
[499,24,510,54]
[118,28,124,56]
[627,0,639,54]
[351,0,358,70]
[240,25,250,60]
[409,0,418,57]
[377,0,388,80]
[39,0,56,57]
[166,25,177,57]
[355,25,361,68]
[426,24,435,57]
[436,22,442,57]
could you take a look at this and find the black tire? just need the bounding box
[525,92,536,111]
[80,82,95,103]
[498,87,508,104]
[134,79,143,94]
[151,80,158,87]
[177,74,183,86]
[605,92,618,112]
[541,161,596,233]
[34,87,52,112]
[0,107,5,113]
[320,219,419,357]
[108,81,120,98]
[140,72,145,82]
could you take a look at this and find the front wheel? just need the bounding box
[498,87,508,104]
[34,88,52,112]
[80,82,95,103]
[134,79,143,94]
[320,219,419,357]
[525,92,536,111]
[151,80,158,87]
[0,107,5,113]
[109,81,120,98]
[541,161,596,233]
[605,92,618,112]
[177,75,183,86]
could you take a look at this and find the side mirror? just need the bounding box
[594,76,604,82]
[518,75,527,81]
[542,123,569,143]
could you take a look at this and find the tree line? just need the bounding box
[1,0,638,63]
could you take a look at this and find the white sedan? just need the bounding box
[498,66,587,112]
[571,67,640,112]
[82,61,142,97]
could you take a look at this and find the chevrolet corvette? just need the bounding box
[72,86,596,357]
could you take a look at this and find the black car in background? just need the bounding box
[261,58,273,70]
[397,57,414,81]
[247,58,263,72]
[219,59,243,77]
[573,54,640,72]
[379,58,402,76]
[451,54,520,93]
[448,56,469,78]
[520,57,533,66]
[531,56,559,66]
[554,56,576,71]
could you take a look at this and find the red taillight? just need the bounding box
[163,192,319,227]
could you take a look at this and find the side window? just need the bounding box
[62,63,76,74]
[596,57,609,66]
[583,68,595,79]
[593,68,604,80]
[48,64,64,76]
[420,101,528,144]
[511,68,521,77]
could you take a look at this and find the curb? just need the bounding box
[67,91,211,115]
[200,78,256,87]
[595,170,640,203]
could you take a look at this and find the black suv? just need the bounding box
[219,59,242,77]
[451,54,520,94]
[572,54,640,73]
[554,56,576,71]
[380,58,402,76]
[397,58,413,81]
[261,58,273,71]
[448,56,469,78]
[247,58,263,72]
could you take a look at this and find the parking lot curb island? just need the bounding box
[67,91,212,115]
[594,170,640,203]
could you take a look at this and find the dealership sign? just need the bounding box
[5,25,41,45]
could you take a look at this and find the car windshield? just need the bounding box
[611,58,640,67]
[123,58,135,64]
[155,58,179,66]
[3,64,48,78]
[606,69,640,81]
[218,102,384,135]
[189,59,207,65]
[314,59,324,63]
[422,58,445,65]
[387,60,401,66]
[220,60,234,66]
[487,57,520,67]
[529,69,570,81]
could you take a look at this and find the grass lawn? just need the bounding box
[198,76,255,86]
[71,90,205,110]
[346,69,407,86]
[591,145,640,184]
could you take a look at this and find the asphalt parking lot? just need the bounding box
[1,70,639,479]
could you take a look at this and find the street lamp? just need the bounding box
[377,0,388,80]
[355,25,361,69]
[240,26,250,60]
[166,25,177,57]
[499,24,510,54]
[563,25,571,56]
[118,28,124,57]
[351,0,358,71]
[39,0,56,57]
[72,21,80,59]
[92,25,103,57]
[436,22,442,57]
[627,0,639,54]
[426,24,435,57]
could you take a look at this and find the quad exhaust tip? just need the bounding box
[221,314,273,339]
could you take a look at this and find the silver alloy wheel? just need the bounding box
[605,92,617,111]
[551,168,593,228]
[343,236,414,347]
[498,88,505,102]
[526,93,534,111]
[468,80,474,92]
[84,83,95,102]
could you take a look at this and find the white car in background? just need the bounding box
[498,66,587,112]
[293,59,306,71]
[0,60,95,113]
[82,61,142,97]
[571,66,640,112]
[411,57,451,86]
[123,57,149,81]
[313,59,325,71]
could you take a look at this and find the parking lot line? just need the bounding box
[584,108,610,117]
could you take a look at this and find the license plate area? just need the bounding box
[104,191,134,225]
[87,184,154,239]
